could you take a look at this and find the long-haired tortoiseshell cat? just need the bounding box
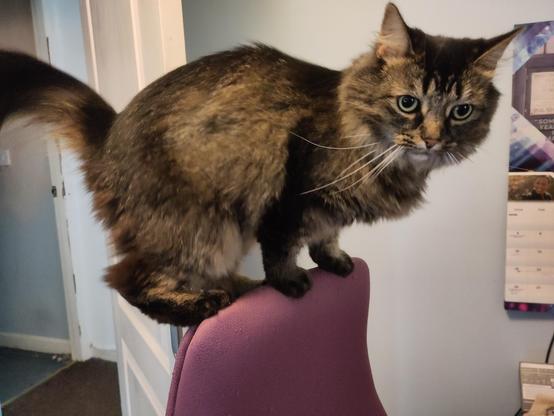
[0,4,518,326]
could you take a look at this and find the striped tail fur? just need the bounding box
[0,50,115,156]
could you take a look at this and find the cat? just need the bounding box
[0,3,519,326]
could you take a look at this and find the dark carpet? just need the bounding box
[0,347,70,403]
[2,358,121,416]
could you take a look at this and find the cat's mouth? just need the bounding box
[403,147,463,168]
[403,146,452,166]
[401,145,431,155]
[406,149,432,162]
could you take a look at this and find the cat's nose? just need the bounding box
[424,138,438,149]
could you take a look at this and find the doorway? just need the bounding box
[0,0,76,407]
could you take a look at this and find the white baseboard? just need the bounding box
[91,346,117,362]
[0,331,70,354]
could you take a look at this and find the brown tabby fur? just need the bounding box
[0,4,519,326]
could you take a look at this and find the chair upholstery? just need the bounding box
[166,258,386,416]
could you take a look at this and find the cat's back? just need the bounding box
[104,45,339,225]
[117,43,340,141]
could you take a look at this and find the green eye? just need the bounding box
[451,104,473,121]
[397,95,420,113]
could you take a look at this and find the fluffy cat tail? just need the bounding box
[0,50,115,155]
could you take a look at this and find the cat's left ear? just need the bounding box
[376,3,413,60]
[474,28,523,75]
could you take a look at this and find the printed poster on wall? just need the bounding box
[505,21,554,313]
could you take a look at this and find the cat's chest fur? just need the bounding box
[305,165,428,237]
[259,123,430,247]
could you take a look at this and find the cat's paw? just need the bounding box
[313,250,354,277]
[198,290,232,318]
[269,268,312,298]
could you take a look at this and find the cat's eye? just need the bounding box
[451,104,473,121]
[397,95,420,113]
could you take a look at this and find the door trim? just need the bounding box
[30,0,83,360]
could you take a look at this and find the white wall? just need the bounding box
[182,1,554,415]
[0,0,69,342]
[33,0,116,358]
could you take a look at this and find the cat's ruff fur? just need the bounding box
[0,4,518,326]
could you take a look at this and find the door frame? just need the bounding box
[77,1,187,414]
[29,0,84,360]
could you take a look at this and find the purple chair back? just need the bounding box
[166,258,386,416]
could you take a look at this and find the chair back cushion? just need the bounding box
[166,258,386,416]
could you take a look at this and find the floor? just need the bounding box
[0,347,70,404]
[2,358,121,416]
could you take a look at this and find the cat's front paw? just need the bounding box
[268,268,312,298]
[311,249,354,277]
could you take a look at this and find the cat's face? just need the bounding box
[340,3,519,170]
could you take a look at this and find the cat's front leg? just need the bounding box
[259,235,312,298]
[309,234,354,277]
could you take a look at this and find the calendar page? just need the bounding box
[506,22,554,313]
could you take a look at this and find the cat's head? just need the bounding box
[339,3,520,170]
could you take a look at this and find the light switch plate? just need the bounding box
[0,149,11,166]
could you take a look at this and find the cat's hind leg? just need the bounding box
[226,273,263,298]
[104,253,232,326]
[131,289,231,327]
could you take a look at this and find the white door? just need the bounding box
[79,1,187,415]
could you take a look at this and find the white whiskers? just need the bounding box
[445,151,457,165]
[334,146,402,193]
[337,149,377,177]
[288,131,378,150]
[300,144,399,195]
[455,151,473,163]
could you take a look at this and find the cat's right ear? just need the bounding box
[376,3,413,60]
